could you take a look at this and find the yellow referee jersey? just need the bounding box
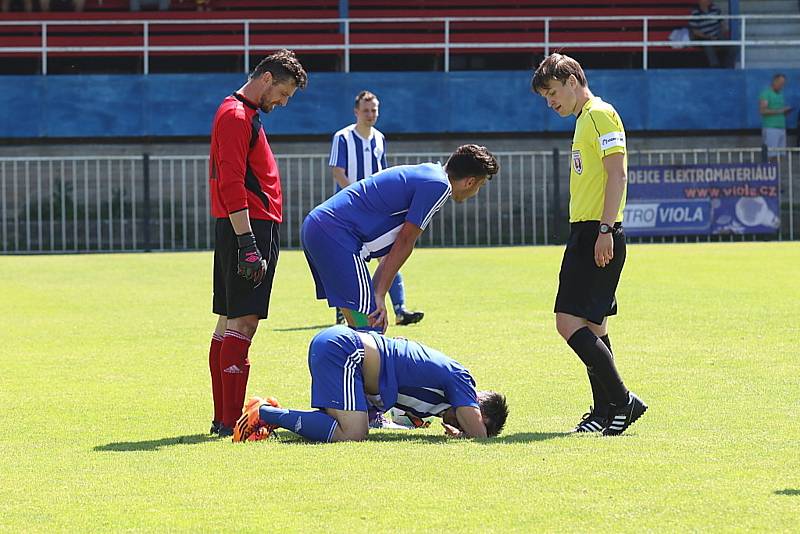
[569,97,627,223]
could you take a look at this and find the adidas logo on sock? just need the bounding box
[295,418,302,433]
[223,365,243,374]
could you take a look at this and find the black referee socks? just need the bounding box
[567,327,629,407]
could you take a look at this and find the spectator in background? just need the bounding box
[170,0,208,10]
[1,0,19,10]
[2,0,83,11]
[760,74,791,161]
[688,0,730,68]
[131,0,169,11]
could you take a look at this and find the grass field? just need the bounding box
[1,242,799,532]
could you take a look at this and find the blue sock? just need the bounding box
[259,406,338,443]
[389,272,405,312]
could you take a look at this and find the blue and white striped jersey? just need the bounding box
[367,332,479,418]
[329,124,387,188]
[689,4,723,39]
[306,162,451,259]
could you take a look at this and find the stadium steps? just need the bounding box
[739,0,800,68]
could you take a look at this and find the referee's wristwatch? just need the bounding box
[599,223,614,235]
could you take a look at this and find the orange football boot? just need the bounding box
[233,396,282,442]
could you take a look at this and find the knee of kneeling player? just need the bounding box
[337,424,368,442]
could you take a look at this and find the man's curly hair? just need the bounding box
[251,49,308,90]
[444,144,499,181]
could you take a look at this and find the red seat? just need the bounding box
[346,0,696,54]
[0,1,700,60]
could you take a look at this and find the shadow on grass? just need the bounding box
[94,433,218,452]
[370,431,570,444]
[774,489,800,496]
[481,431,571,443]
[269,430,569,445]
[272,324,332,332]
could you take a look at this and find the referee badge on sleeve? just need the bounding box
[572,150,583,174]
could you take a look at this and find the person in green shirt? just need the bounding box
[759,73,791,161]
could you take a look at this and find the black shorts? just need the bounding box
[213,217,279,320]
[554,221,626,325]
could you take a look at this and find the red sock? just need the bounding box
[209,333,224,424]
[220,329,252,429]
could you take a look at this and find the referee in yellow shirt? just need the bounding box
[532,53,647,436]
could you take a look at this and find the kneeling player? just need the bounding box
[233,326,508,442]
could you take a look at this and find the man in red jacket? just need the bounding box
[207,49,307,437]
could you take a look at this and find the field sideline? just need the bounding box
[1,242,798,532]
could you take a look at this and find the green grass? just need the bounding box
[1,242,799,532]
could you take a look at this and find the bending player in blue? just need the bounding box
[302,144,499,333]
[329,90,423,327]
[233,325,509,442]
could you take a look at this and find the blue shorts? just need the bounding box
[308,326,368,412]
[301,216,375,314]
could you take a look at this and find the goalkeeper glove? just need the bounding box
[236,232,267,285]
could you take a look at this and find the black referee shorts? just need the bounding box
[554,221,626,325]
[212,217,280,320]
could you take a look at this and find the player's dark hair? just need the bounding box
[478,390,508,437]
[354,90,378,109]
[531,53,587,93]
[773,73,786,81]
[251,49,308,89]
[444,144,499,181]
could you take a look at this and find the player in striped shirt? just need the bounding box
[329,91,424,327]
[232,325,509,442]
[689,0,730,68]
[303,144,498,333]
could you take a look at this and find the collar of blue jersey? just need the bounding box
[232,92,258,111]
[350,124,375,141]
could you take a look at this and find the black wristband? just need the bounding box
[236,232,257,248]
[599,223,614,235]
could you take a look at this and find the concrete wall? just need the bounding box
[1,69,798,139]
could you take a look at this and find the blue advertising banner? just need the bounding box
[624,163,780,236]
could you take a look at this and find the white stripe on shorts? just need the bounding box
[352,254,371,314]
[341,347,365,410]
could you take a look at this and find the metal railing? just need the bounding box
[0,150,556,253]
[0,14,797,74]
[1,147,797,254]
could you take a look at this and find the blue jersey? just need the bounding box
[329,124,387,189]
[306,163,451,259]
[367,332,479,418]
